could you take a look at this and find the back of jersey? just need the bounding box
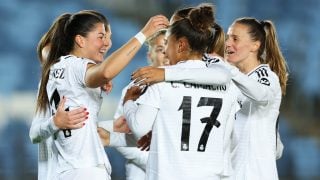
[138,61,238,180]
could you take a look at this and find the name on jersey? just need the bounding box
[170,82,226,91]
[52,68,65,79]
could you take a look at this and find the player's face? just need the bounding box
[148,34,169,67]
[164,32,179,65]
[82,22,108,63]
[225,23,258,66]
[104,25,112,56]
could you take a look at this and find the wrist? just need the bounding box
[50,115,59,132]
[134,32,146,45]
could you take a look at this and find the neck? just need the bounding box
[236,57,261,74]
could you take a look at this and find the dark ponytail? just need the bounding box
[36,11,106,113]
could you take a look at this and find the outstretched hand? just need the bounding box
[53,96,88,129]
[131,66,165,86]
[141,15,169,38]
[123,86,144,105]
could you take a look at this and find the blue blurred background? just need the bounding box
[0,0,319,179]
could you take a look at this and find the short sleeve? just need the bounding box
[69,57,96,87]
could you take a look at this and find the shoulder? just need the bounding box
[202,53,224,67]
[249,64,279,86]
[61,55,96,65]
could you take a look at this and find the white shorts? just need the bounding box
[57,166,110,180]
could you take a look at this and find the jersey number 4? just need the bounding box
[179,96,222,152]
[49,89,72,138]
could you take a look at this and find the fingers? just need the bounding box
[57,96,66,111]
[152,15,169,28]
[67,110,88,128]
[105,81,113,94]
[131,67,152,84]
[132,66,152,80]
[101,81,113,95]
[142,15,169,37]
[58,107,88,129]
[132,66,163,86]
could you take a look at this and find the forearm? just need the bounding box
[86,38,143,88]
[165,64,231,85]
[29,115,58,144]
[230,66,271,104]
[123,100,157,139]
[98,120,137,147]
[115,146,148,170]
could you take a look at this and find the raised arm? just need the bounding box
[85,15,169,88]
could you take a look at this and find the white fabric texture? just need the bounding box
[124,60,238,180]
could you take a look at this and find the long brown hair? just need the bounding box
[36,11,107,113]
[234,18,288,95]
[37,13,72,64]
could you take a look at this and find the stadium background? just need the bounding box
[0,0,319,179]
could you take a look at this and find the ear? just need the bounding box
[177,37,189,53]
[75,35,85,48]
[251,41,261,52]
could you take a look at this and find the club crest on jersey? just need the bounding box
[202,53,220,67]
[255,67,270,86]
[53,68,65,79]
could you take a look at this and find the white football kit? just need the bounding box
[124,60,238,180]
[164,55,282,180]
[30,80,62,180]
[115,84,148,180]
[29,107,57,180]
[230,64,281,180]
[46,55,111,179]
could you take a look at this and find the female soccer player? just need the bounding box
[122,5,238,180]
[131,17,288,180]
[33,10,168,180]
[98,29,169,180]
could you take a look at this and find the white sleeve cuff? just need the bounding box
[164,68,175,81]
[48,116,59,134]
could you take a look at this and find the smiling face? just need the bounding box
[76,22,111,63]
[225,22,260,67]
[103,25,112,56]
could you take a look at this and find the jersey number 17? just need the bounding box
[179,96,222,152]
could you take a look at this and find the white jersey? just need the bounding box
[231,64,281,180]
[165,56,283,179]
[46,55,111,178]
[124,60,238,180]
[114,84,148,180]
[30,83,60,180]
[29,109,56,180]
